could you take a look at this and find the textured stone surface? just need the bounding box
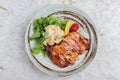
[0,0,120,80]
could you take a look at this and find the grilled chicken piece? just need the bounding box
[69,32,89,52]
[47,32,89,68]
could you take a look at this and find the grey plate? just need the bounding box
[25,4,98,76]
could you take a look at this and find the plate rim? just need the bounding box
[25,4,98,76]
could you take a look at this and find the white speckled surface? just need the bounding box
[0,0,120,80]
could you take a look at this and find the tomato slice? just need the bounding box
[70,23,79,32]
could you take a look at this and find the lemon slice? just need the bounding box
[64,20,74,36]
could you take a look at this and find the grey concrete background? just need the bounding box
[0,0,120,80]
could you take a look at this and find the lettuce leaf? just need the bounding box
[29,16,68,57]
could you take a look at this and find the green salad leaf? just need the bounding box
[32,44,46,57]
[29,32,41,40]
[49,17,59,25]
[29,16,68,57]
[55,20,68,30]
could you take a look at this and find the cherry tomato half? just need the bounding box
[70,23,79,32]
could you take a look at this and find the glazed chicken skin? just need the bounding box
[47,32,89,68]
